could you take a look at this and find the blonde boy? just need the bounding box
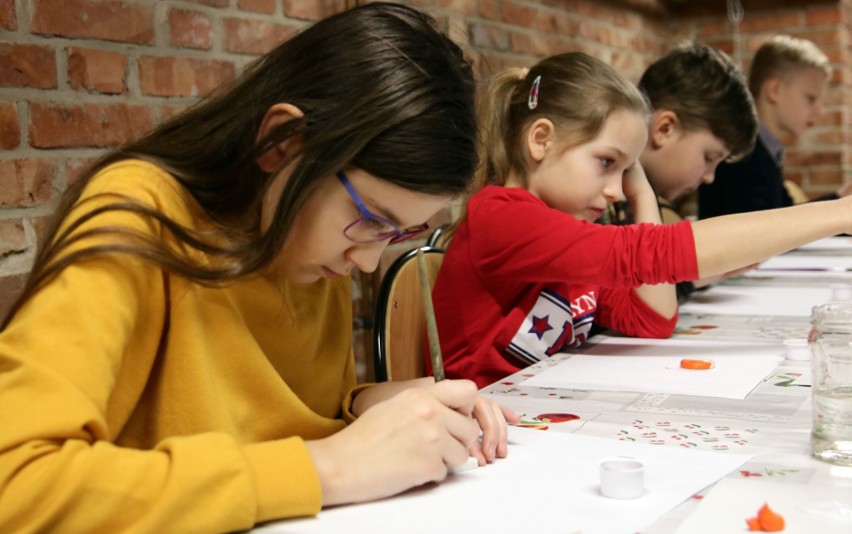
[698,35,836,218]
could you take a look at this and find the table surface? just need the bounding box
[259,241,852,533]
[480,244,852,532]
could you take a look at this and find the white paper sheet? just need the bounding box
[796,237,852,251]
[756,254,852,272]
[255,426,751,534]
[521,338,783,399]
[674,477,852,534]
[679,284,832,317]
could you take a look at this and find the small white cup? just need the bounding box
[784,338,810,361]
[599,457,645,499]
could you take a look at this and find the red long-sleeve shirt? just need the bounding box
[433,186,699,388]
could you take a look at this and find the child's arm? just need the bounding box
[623,163,678,319]
[691,196,852,277]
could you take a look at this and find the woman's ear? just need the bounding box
[648,110,680,150]
[256,103,305,172]
[525,118,556,163]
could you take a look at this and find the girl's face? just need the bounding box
[264,168,450,284]
[527,109,648,222]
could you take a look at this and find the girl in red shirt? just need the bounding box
[434,52,852,388]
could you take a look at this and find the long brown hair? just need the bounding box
[3,2,476,328]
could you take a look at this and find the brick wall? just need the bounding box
[668,0,852,199]
[0,0,847,382]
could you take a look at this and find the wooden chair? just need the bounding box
[373,245,445,382]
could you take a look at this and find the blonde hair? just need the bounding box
[477,52,650,190]
[749,35,831,96]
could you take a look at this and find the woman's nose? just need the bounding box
[347,240,387,274]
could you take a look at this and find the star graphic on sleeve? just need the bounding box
[529,314,553,339]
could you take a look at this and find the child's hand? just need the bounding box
[621,162,662,224]
[621,162,655,203]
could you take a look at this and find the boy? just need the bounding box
[697,35,838,218]
[638,41,758,223]
[606,42,758,300]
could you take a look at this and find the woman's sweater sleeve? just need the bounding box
[0,170,322,531]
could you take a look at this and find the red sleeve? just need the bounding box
[467,187,699,287]
[596,286,679,338]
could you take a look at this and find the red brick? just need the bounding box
[785,149,841,167]
[479,0,499,20]
[812,129,845,145]
[531,33,568,57]
[0,271,28,324]
[502,1,536,29]
[0,159,53,208]
[31,215,51,247]
[538,11,579,35]
[510,31,533,54]
[31,0,154,44]
[0,0,15,30]
[0,219,26,254]
[238,0,275,14]
[808,168,843,186]
[791,28,842,48]
[821,46,844,64]
[169,8,213,49]
[0,101,20,149]
[282,0,346,21]
[160,104,190,122]
[697,19,728,39]
[66,157,98,185]
[473,51,504,78]
[437,0,477,17]
[138,56,235,97]
[740,12,803,33]
[470,22,510,50]
[612,51,644,79]
[68,47,127,94]
[815,109,842,127]
[806,6,843,26]
[222,18,299,55]
[29,102,154,148]
[703,36,735,56]
[445,18,470,47]
[0,44,57,89]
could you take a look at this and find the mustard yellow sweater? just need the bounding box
[0,160,364,532]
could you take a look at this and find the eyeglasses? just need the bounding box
[336,170,429,244]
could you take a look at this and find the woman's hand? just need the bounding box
[307,379,518,507]
[469,395,520,465]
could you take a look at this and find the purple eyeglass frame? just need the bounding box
[336,170,429,244]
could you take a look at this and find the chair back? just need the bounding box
[373,246,445,382]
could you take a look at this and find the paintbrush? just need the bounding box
[417,248,445,381]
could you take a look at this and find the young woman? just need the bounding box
[433,52,852,388]
[0,4,516,532]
